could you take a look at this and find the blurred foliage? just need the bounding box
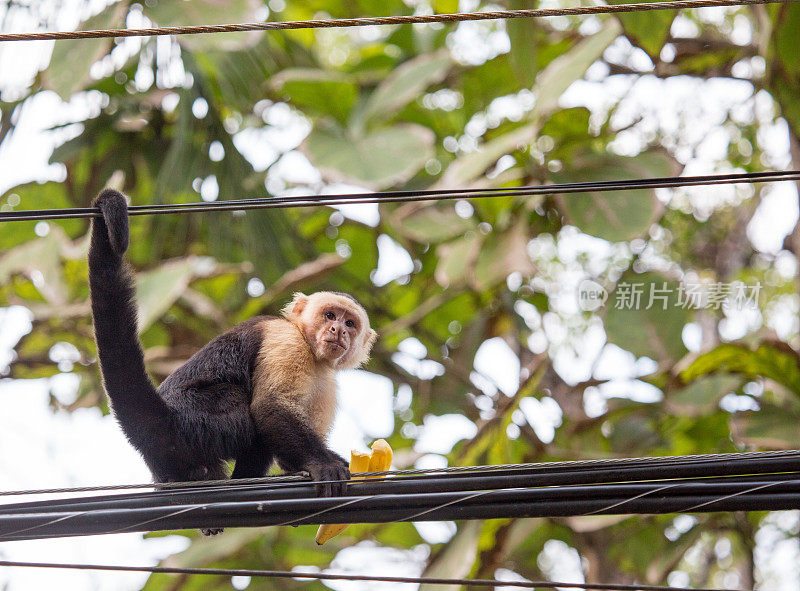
[1,0,800,589]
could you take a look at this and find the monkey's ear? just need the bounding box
[282,292,308,319]
[366,329,378,349]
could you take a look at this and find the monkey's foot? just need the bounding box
[201,527,224,536]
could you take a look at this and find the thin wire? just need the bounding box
[0,560,749,591]
[2,449,799,497]
[0,0,790,43]
[1,170,798,223]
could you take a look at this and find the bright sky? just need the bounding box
[1,3,800,591]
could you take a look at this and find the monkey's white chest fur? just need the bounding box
[252,318,338,439]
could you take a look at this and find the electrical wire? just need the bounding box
[1,170,798,223]
[0,0,790,43]
[2,451,800,540]
[2,448,799,497]
[0,560,749,591]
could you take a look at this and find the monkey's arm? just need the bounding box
[248,400,350,496]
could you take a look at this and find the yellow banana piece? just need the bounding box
[315,440,393,545]
[367,439,393,477]
[315,450,370,545]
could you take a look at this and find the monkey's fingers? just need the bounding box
[201,527,224,536]
[306,456,349,497]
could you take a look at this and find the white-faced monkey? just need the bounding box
[89,189,377,501]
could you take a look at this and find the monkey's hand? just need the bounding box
[304,451,350,497]
[92,189,130,256]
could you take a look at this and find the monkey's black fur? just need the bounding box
[89,190,348,494]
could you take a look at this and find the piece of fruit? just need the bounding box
[367,439,393,476]
[315,440,393,545]
[315,450,370,545]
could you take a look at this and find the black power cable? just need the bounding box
[1,170,798,223]
[1,450,799,541]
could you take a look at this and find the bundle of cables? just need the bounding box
[1,449,799,541]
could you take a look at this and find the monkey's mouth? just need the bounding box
[324,340,347,350]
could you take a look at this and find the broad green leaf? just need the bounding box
[553,150,674,242]
[0,226,71,304]
[390,203,476,243]
[272,69,358,125]
[473,221,535,290]
[304,122,434,189]
[361,50,452,126]
[436,122,538,188]
[507,0,539,87]
[419,521,482,591]
[144,0,262,50]
[607,0,674,57]
[43,2,128,99]
[605,272,689,364]
[435,233,482,287]
[437,22,620,188]
[667,373,741,416]
[531,20,621,121]
[731,405,800,448]
[142,0,263,51]
[1,183,84,247]
[681,342,800,396]
[136,257,214,332]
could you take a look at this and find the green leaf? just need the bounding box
[361,50,452,126]
[436,122,538,188]
[136,257,214,332]
[507,0,539,87]
[144,0,263,50]
[437,22,620,188]
[667,373,741,416]
[607,0,674,57]
[304,122,434,189]
[553,150,674,242]
[681,341,800,396]
[605,272,689,364]
[435,233,482,287]
[272,69,358,125]
[531,20,621,121]
[0,227,71,304]
[473,221,535,290]
[390,203,476,243]
[731,405,800,449]
[43,2,128,99]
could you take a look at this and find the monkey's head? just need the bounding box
[283,292,377,369]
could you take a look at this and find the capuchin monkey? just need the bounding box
[88,189,377,513]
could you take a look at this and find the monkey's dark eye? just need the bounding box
[345,319,355,328]
[325,311,336,320]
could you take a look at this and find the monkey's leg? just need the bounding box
[252,401,349,496]
[231,444,273,479]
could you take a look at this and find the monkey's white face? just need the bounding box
[285,292,377,369]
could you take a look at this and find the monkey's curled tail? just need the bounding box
[89,190,167,429]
